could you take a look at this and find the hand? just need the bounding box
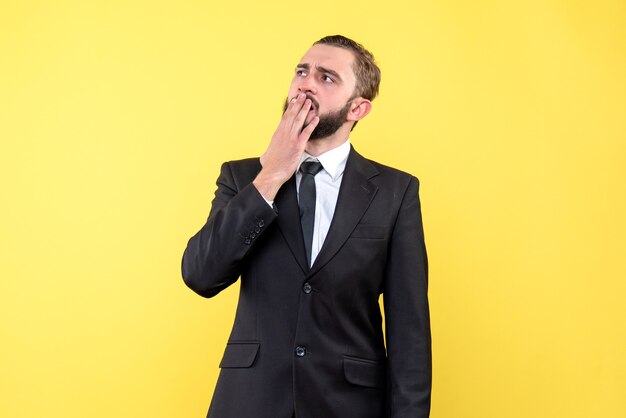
[253,93,319,201]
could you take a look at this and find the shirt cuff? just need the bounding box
[261,195,274,208]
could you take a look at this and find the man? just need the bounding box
[181,35,431,418]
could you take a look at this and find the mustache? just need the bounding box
[282,94,321,114]
[289,94,319,110]
[305,94,319,109]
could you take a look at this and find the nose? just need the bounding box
[298,78,317,96]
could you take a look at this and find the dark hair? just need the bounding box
[313,35,381,101]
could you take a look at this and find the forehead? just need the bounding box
[298,44,356,83]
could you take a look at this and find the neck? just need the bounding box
[304,125,351,157]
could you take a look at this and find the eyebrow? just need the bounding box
[296,63,343,82]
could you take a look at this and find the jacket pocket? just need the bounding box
[219,342,260,368]
[350,224,387,239]
[342,355,386,388]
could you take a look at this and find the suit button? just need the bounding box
[258,219,265,227]
[295,346,306,357]
[250,232,256,239]
[254,226,261,233]
[244,238,251,245]
[303,283,312,294]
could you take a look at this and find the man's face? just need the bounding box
[283,44,358,140]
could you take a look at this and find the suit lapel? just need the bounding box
[308,146,379,277]
[275,176,309,274]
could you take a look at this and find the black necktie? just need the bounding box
[299,161,323,268]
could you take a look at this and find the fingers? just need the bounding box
[299,116,319,141]
[276,93,303,131]
[291,98,313,135]
[286,93,308,117]
[278,93,313,137]
[284,93,305,117]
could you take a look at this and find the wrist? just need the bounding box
[253,168,287,201]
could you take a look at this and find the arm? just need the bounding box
[181,162,278,298]
[384,176,432,417]
[181,93,319,298]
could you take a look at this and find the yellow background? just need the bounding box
[1,0,625,417]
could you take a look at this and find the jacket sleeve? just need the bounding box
[181,161,278,298]
[383,176,432,417]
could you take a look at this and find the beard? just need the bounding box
[283,96,352,140]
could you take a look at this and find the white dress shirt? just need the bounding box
[296,138,350,266]
[259,138,351,267]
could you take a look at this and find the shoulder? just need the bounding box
[218,157,262,189]
[220,157,262,172]
[222,156,261,169]
[351,149,420,193]
[357,157,423,214]
[369,159,418,182]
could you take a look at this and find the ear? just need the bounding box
[346,98,372,123]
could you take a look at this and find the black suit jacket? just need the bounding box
[182,146,431,418]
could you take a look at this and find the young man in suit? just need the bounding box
[182,35,431,418]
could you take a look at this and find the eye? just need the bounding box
[296,69,307,77]
[321,74,334,83]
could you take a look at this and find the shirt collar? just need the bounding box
[298,138,351,181]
